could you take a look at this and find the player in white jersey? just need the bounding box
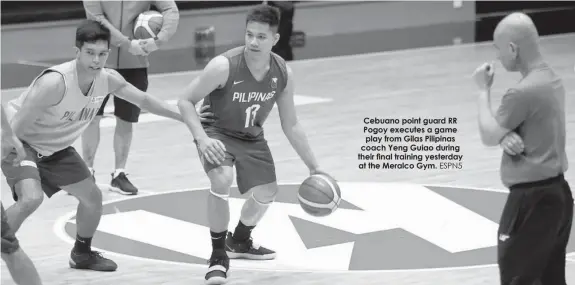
[1,19,182,272]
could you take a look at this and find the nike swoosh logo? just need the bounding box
[233,80,243,85]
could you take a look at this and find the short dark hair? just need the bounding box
[246,4,281,31]
[75,20,111,49]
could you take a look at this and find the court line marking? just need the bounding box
[4,33,573,93]
[54,182,575,273]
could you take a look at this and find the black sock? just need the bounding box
[211,230,227,251]
[233,221,255,242]
[74,234,92,253]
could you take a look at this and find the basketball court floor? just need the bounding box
[1,33,575,285]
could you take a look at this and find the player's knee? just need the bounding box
[20,195,43,214]
[208,170,233,199]
[86,186,103,207]
[210,180,232,200]
[15,181,44,214]
[252,184,278,204]
[76,185,103,209]
[209,169,234,190]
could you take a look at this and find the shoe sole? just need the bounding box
[69,260,117,272]
[205,276,227,285]
[226,251,277,260]
[108,185,138,195]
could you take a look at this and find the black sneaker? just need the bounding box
[69,250,117,271]
[205,252,229,285]
[110,172,138,195]
[225,232,276,260]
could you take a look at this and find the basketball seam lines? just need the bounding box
[298,175,341,211]
[312,174,342,211]
[136,14,160,38]
[297,193,337,209]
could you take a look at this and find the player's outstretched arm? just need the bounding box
[107,69,182,122]
[276,66,321,174]
[176,55,229,164]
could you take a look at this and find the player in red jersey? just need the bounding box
[177,4,328,285]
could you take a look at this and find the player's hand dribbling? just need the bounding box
[197,137,226,165]
[473,62,495,90]
[500,132,524,156]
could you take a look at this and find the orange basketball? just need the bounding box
[133,11,163,40]
[297,174,341,217]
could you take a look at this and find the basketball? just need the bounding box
[133,10,163,39]
[297,173,341,217]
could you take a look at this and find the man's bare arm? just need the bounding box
[176,55,229,142]
[10,72,65,138]
[107,69,182,122]
[276,66,320,172]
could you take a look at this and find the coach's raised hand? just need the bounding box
[473,62,495,90]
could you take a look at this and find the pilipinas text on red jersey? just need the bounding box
[201,46,289,140]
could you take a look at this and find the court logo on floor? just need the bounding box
[55,182,575,271]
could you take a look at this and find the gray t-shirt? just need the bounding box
[495,62,568,187]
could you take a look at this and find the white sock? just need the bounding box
[113,169,125,178]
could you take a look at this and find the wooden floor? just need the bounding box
[2,34,575,284]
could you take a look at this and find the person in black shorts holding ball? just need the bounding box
[81,0,179,195]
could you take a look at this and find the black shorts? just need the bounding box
[96,68,149,123]
[199,128,276,195]
[497,174,573,285]
[1,203,19,254]
[1,142,92,201]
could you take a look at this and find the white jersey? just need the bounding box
[6,60,110,156]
